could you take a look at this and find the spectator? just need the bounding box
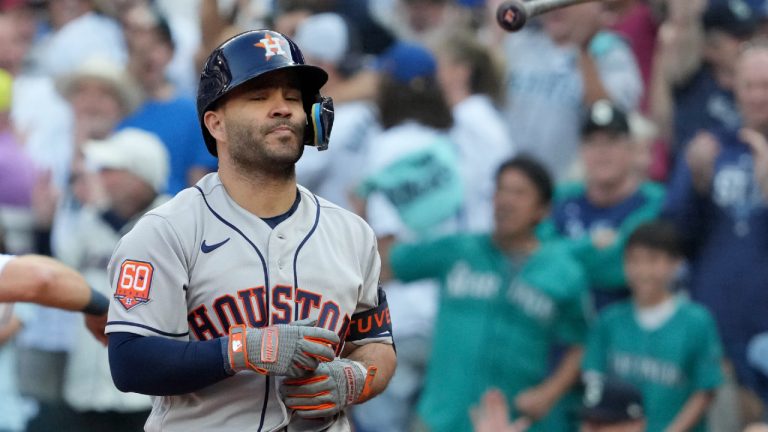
[294,12,381,211]
[352,41,462,432]
[55,129,169,431]
[539,100,665,311]
[651,0,754,159]
[583,220,724,432]
[381,156,589,432]
[48,56,142,252]
[114,0,202,99]
[29,0,127,78]
[119,3,216,195]
[501,0,642,180]
[371,0,470,46]
[433,30,515,232]
[0,11,71,190]
[663,39,768,426]
[21,56,142,432]
[603,0,660,113]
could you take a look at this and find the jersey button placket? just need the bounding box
[275,233,285,268]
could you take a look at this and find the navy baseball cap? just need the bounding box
[375,41,437,84]
[703,0,758,38]
[579,376,645,423]
[581,100,630,137]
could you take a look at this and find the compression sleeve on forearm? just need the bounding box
[108,332,233,396]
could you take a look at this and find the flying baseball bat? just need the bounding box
[496,0,601,32]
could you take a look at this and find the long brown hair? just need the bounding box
[376,75,453,130]
[435,31,504,106]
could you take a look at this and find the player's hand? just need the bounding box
[280,358,376,418]
[685,131,720,195]
[226,319,339,377]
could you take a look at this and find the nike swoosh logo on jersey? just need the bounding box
[201,238,230,253]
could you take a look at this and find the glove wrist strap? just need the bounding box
[343,360,377,405]
[358,365,378,403]
[228,324,248,372]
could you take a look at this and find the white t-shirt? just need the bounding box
[451,95,515,232]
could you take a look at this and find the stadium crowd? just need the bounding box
[1,0,768,431]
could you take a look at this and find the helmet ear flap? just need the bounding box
[305,96,334,150]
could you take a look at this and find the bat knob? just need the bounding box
[496,0,528,32]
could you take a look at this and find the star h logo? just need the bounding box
[256,34,288,60]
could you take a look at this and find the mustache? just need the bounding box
[259,119,304,135]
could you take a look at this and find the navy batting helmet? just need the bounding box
[197,29,334,156]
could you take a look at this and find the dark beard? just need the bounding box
[228,118,305,180]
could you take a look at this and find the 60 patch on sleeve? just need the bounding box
[114,260,154,311]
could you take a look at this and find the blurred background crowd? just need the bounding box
[1,0,768,431]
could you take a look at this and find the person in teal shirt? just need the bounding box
[583,220,724,432]
[385,156,589,432]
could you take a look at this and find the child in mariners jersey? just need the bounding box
[583,220,724,432]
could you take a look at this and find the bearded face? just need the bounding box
[215,70,308,178]
[226,113,305,176]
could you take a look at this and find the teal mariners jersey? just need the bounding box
[390,234,589,432]
[583,299,724,432]
[105,174,390,432]
[539,181,665,291]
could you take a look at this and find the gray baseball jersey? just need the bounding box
[105,173,389,432]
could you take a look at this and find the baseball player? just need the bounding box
[105,29,396,432]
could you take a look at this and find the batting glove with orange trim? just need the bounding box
[226,319,339,378]
[280,358,378,418]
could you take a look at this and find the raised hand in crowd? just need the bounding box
[471,389,531,432]
[739,128,768,200]
[685,131,721,195]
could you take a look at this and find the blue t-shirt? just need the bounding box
[540,182,665,293]
[119,97,217,195]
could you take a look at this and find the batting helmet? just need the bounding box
[197,29,335,156]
